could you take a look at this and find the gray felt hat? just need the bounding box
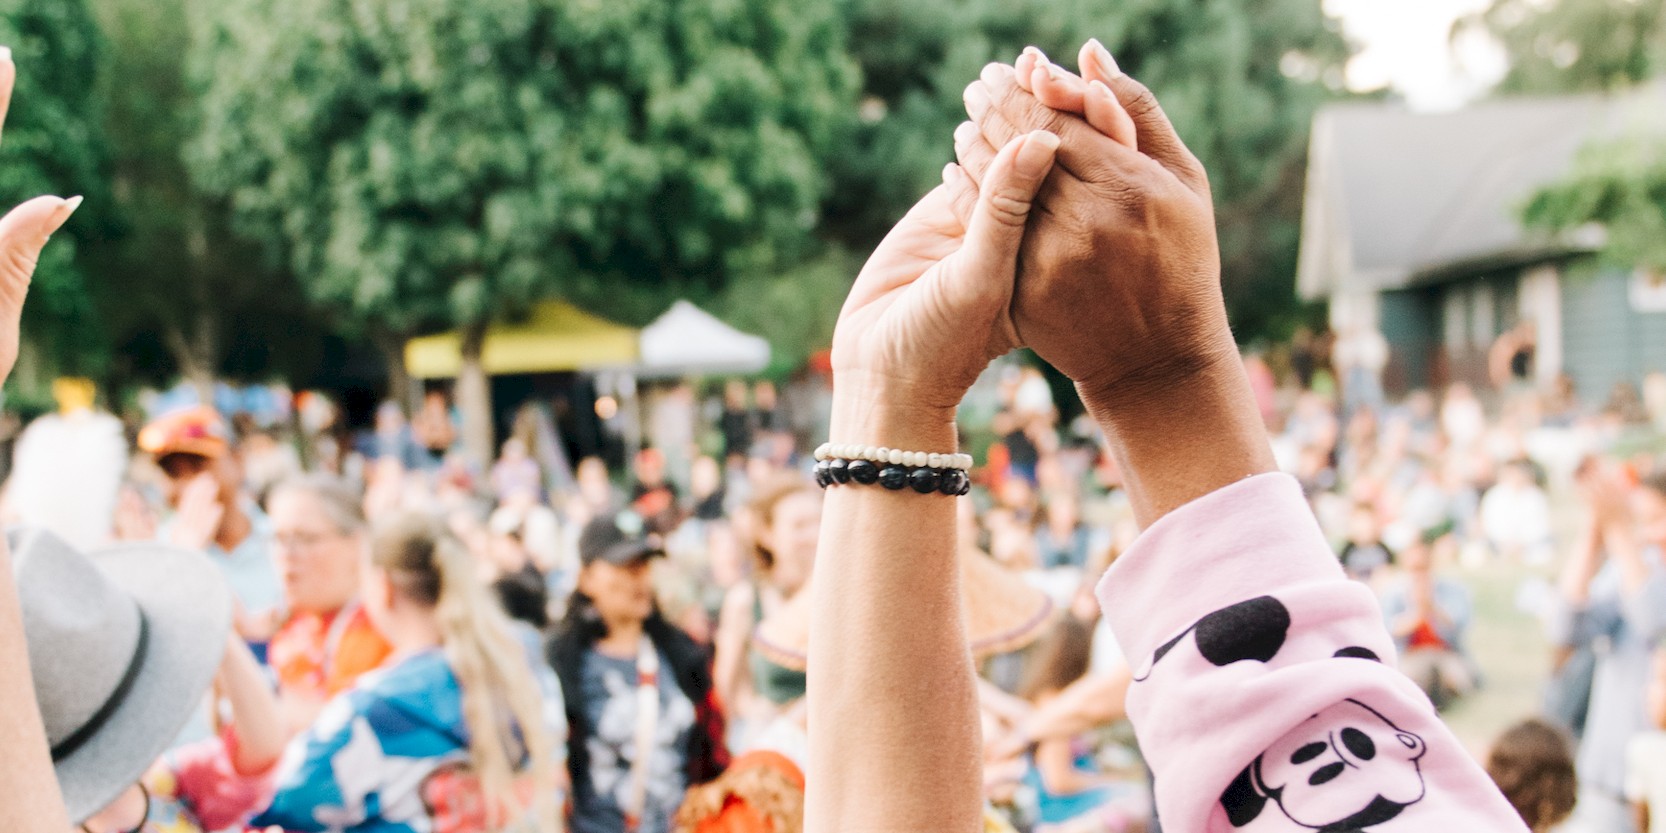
[10,528,232,823]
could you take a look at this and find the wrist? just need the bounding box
[830,372,959,453]
[1079,340,1275,527]
[1074,328,1239,422]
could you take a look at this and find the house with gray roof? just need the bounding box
[1296,83,1666,401]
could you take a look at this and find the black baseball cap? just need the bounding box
[578,510,666,567]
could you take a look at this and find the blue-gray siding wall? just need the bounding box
[1561,266,1666,400]
[1379,288,1438,393]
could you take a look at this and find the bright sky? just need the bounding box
[1327,0,1509,110]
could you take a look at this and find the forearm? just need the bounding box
[1099,474,1528,831]
[806,390,979,833]
[977,677,1035,727]
[1035,739,1103,795]
[220,638,285,774]
[711,596,751,712]
[281,692,327,738]
[1026,671,1129,743]
[1081,341,1275,529]
[0,541,72,832]
[1558,519,1601,604]
[1604,521,1652,595]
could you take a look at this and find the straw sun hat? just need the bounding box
[10,528,232,822]
[752,545,1054,672]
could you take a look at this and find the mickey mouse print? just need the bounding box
[1222,699,1427,831]
[1096,473,1528,833]
[1133,595,1430,832]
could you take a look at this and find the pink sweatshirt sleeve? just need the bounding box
[1095,473,1527,833]
[167,728,278,831]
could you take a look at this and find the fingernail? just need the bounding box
[942,162,961,185]
[980,62,1013,86]
[1089,38,1121,78]
[954,120,978,145]
[63,195,84,216]
[1047,65,1070,84]
[1088,79,1116,103]
[963,82,991,119]
[1015,130,1060,177]
[0,47,12,64]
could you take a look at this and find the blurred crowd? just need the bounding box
[11,350,1666,833]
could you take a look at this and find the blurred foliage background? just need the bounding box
[0,0,1659,408]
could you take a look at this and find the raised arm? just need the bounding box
[218,635,286,774]
[0,44,91,833]
[712,582,758,714]
[0,537,73,833]
[806,131,1060,832]
[955,46,1529,832]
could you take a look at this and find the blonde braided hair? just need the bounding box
[374,513,560,833]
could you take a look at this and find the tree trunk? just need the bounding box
[456,321,494,470]
[162,317,216,411]
[175,219,219,410]
[372,330,416,415]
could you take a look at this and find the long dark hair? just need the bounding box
[555,585,682,649]
[1018,617,1094,701]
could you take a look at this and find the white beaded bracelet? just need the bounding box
[813,442,973,471]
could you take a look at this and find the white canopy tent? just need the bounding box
[636,300,771,377]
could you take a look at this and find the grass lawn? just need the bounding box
[1439,559,1557,759]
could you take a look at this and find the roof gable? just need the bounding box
[1297,84,1665,298]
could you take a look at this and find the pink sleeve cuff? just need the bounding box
[1097,473,1344,666]
[1095,473,1528,832]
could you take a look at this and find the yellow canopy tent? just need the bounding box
[405,301,639,379]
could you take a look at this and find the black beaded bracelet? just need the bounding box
[814,458,971,496]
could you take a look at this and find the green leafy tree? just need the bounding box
[825,0,1348,340]
[90,0,315,403]
[716,245,859,373]
[1462,0,1665,95]
[0,0,111,391]
[1523,135,1666,273]
[1472,1,1666,290]
[188,0,858,463]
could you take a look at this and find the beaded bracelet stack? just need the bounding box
[812,443,973,496]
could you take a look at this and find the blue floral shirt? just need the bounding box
[253,648,565,833]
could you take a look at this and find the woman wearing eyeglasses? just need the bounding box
[264,476,395,732]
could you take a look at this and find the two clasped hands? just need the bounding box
[832,41,1274,531]
[809,43,1281,833]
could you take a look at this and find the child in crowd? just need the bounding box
[9,520,283,833]
[1338,501,1394,584]
[1381,530,1476,709]
[1017,619,1147,833]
